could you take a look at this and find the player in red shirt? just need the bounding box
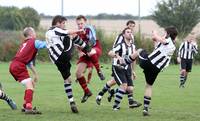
[9,27,46,114]
[75,15,105,103]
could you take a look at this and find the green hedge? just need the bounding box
[0,29,199,64]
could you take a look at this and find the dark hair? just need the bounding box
[122,27,131,34]
[165,26,178,41]
[76,15,87,21]
[126,20,135,26]
[52,15,67,26]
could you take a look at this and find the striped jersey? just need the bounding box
[148,37,176,70]
[178,41,198,59]
[46,26,85,63]
[112,39,135,69]
[113,33,134,48]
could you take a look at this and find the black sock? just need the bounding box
[144,96,151,111]
[64,83,74,103]
[98,83,110,96]
[127,92,134,104]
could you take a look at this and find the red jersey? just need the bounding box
[12,38,38,64]
[78,28,91,43]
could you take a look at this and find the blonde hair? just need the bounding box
[23,27,35,37]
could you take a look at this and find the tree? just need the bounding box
[0,6,26,30]
[20,7,40,29]
[152,0,200,38]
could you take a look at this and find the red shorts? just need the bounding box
[77,40,102,66]
[9,61,30,82]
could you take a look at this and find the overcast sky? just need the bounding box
[0,0,163,16]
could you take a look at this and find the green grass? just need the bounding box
[0,62,200,121]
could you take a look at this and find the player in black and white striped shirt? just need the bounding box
[177,33,198,87]
[138,26,178,116]
[106,27,139,110]
[45,15,90,113]
[96,21,141,109]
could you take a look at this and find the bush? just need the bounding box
[0,6,40,30]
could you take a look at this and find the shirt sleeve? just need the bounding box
[112,43,121,53]
[85,25,96,45]
[35,40,47,49]
[192,42,198,54]
[54,27,69,36]
[178,42,184,57]
[113,34,123,48]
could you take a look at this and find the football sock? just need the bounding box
[127,91,134,102]
[113,88,125,108]
[24,89,33,109]
[0,91,10,102]
[98,83,110,96]
[144,96,151,111]
[77,76,90,94]
[64,83,74,103]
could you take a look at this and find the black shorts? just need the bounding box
[55,52,72,80]
[112,65,133,86]
[181,58,193,72]
[139,49,160,85]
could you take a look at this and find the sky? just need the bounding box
[0,0,163,16]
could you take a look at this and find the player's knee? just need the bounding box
[120,84,128,91]
[76,70,83,78]
[181,69,186,75]
[127,86,133,92]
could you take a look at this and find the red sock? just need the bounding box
[90,54,100,73]
[87,71,92,83]
[77,76,90,94]
[24,89,33,109]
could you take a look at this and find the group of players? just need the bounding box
[0,15,198,116]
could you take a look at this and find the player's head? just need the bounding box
[76,15,87,29]
[187,32,196,42]
[165,26,178,41]
[122,27,132,40]
[23,27,36,39]
[126,20,135,31]
[52,15,67,29]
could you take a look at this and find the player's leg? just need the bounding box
[64,76,78,113]
[112,66,127,110]
[143,83,152,116]
[76,62,92,103]
[0,83,17,110]
[86,63,93,84]
[96,78,116,105]
[142,68,160,116]
[88,46,105,80]
[180,59,187,87]
[21,78,41,114]
[55,59,78,113]
[182,59,192,87]
[127,86,142,108]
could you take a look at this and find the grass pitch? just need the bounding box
[0,62,200,121]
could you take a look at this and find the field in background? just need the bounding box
[0,63,200,121]
[40,18,200,37]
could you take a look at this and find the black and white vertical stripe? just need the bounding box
[112,40,135,69]
[178,41,198,59]
[46,27,68,63]
[148,38,176,70]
